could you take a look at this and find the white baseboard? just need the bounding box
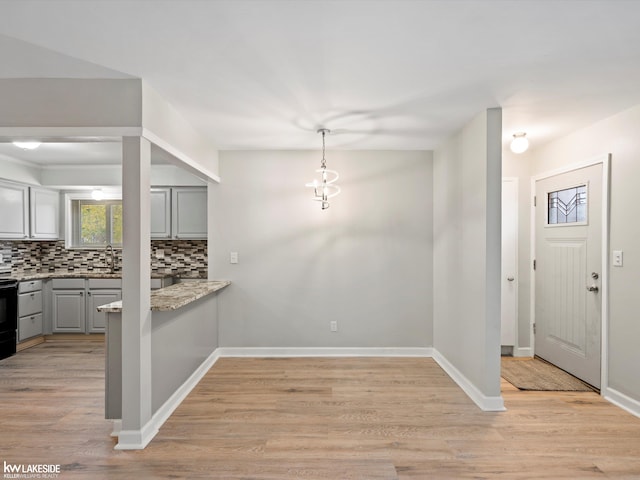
[110,419,122,438]
[114,420,158,450]
[603,386,640,419]
[513,347,533,358]
[217,347,435,357]
[114,348,223,450]
[432,349,506,412]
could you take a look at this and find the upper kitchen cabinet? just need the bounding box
[0,181,60,240]
[0,181,29,239]
[171,187,207,239]
[150,188,172,239]
[150,187,207,240]
[29,187,60,239]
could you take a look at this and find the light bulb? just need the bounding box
[510,133,529,154]
[91,189,105,201]
[13,141,41,150]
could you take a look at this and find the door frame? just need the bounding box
[529,153,610,391]
[502,177,519,351]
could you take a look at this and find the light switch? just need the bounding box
[230,252,239,264]
[613,250,623,267]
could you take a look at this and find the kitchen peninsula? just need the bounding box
[99,279,230,433]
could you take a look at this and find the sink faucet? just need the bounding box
[105,244,115,273]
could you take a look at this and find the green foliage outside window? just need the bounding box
[76,200,122,247]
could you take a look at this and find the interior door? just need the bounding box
[501,178,518,346]
[535,163,602,388]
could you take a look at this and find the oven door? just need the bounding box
[0,281,18,333]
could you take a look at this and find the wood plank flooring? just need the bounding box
[1,339,640,479]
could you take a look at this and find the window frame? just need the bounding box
[544,181,590,228]
[64,191,123,249]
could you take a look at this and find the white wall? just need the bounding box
[210,150,433,348]
[433,109,503,400]
[529,103,640,408]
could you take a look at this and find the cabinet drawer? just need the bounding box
[88,278,122,289]
[51,278,86,289]
[18,290,42,317]
[19,280,42,294]
[19,313,43,342]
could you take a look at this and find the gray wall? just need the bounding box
[210,150,433,348]
[433,109,502,397]
[529,103,640,405]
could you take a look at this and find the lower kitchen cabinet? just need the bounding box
[87,289,121,333]
[18,280,44,342]
[52,289,86,333]
[51,278,122,334]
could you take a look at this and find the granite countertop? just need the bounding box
[96,280,231,313]
[10,271,202,281]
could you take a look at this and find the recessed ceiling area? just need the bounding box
[1,1,640,152]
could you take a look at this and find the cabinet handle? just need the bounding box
[30,316,35,321]
[80,292,84,296]
[87,291,92,296]
[30,293,35,298]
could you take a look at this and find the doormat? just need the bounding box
[501,357,595,391]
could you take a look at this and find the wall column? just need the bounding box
[117,136,153,449]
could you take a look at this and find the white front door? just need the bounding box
[501,178,518,346]
[535,163,602,388]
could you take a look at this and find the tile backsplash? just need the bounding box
[0,240,207,278]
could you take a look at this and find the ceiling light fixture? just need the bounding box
[12,141,41,150]
[510,132,529,154]
[91,189,105,201]
[305,128,340,210]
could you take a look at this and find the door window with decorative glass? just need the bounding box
[547,185,587,225]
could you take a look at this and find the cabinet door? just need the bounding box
[150,188,171,239]
[171,187,207,239]
[52,290,86,333]
[87,289,121,333]
[30,187,60,239]
[0,181,29,239]
[19,313,43,342]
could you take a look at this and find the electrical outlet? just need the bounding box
[330,320,338,332]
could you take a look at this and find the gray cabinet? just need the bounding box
[52,289,86,333]
[51,278,122,334]
[29,187,60,239]
[18,280,43,342]
[0,181,59,240]
[0,181,29,239]
[87,278,122,333]
[150,188,172,239]
[171,187,207,239]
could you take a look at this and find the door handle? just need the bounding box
[507,277,515,282]
[586,285,599,292]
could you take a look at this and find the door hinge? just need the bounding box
[533,259,536,270]
[533,323,536,334]
[534,195,537,207]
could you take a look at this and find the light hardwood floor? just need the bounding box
[1,338,640,479]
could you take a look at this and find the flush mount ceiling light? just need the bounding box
[91,189,105,201]
[305,128,340,210]
[12,141,41,150]
[510,132,529,154]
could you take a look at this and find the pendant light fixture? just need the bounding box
[306,128,340,210]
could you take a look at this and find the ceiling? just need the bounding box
[1,0,640,159]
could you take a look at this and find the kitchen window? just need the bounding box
[65,193,123,248]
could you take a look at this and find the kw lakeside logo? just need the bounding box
[3,461,60,479]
